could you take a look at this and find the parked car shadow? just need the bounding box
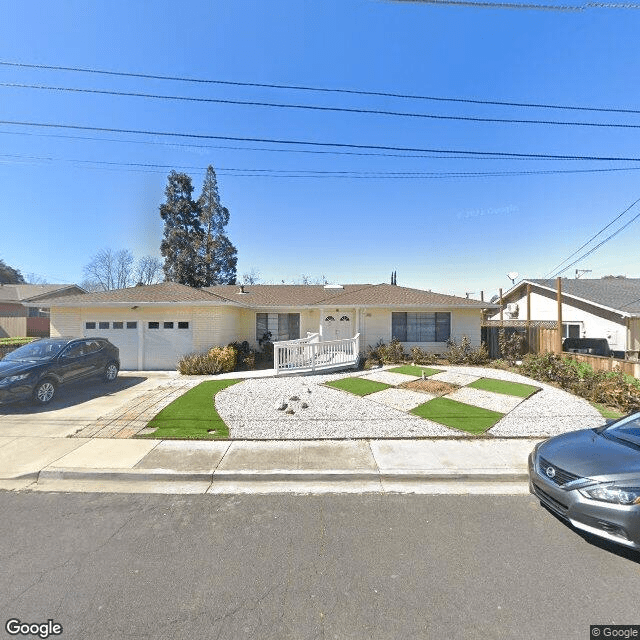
[540,502,640,564]
[0,376,149,414]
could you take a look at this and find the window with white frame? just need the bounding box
[391,312,451,342]
[256,313,300,341]
[562,323,581,339]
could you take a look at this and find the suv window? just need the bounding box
[61,343,85,359]
[84,340,103,354]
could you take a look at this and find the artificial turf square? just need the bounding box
[467,377,539,398]
[410,397,504,434]
[325,377,391,396]
[387,365,442,377]
[139,379,240,439]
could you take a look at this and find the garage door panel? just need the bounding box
[143,323,193,370]
[83,326,139,370]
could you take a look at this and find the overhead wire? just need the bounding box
[3,152,640,179]
[3,119,640,161]
[546,197,640,277]
[3,81,640,130]
[2,60,640,115]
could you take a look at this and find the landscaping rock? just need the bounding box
[277,402,288,411]
[285,408,295,415]
[301,402,309,409]
[289,395,300,401]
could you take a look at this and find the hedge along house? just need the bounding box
[31,281,494,371]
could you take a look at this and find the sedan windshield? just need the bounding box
[605,414,640,448]
[2,340,70,361]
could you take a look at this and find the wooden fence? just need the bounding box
[0,317,49,338]
[481,322,559,359]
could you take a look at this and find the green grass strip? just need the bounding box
[590,402,624,420]
[139,379,241,440]
[411,397,504,434]
[387,365,442,377]
[325,377,390,396]
[468,377,539,398]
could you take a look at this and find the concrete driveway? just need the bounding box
[0,372,181,438]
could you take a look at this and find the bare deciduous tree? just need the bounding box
[83,249,163,291]
[240,267,261,285]
[135,256,164,286]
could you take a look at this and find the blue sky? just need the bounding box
[1,0,640,299]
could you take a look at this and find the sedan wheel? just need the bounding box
[104,362,119,382]
[34,380,56,405]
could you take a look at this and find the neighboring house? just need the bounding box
[30,281,493,370]
[489,278,640,358]
[0,284,85,338]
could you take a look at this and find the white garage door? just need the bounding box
[143,320,193,370]
[83,320,139,370]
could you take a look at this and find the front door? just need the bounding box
[323,312,353,341]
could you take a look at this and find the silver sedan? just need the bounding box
[529,413,640,550]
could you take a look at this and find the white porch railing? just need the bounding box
[273,333,360,375]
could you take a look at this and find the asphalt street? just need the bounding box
[1,492,639,640]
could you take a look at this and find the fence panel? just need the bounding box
[0,317,27,338]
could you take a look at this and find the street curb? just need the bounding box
[33,467,529,485]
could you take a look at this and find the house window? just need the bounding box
[164,322,174,329]
[126,321,137,329]
[391,312,451,342]
[148,322,160,329]
[98,322,109,330]
[256,313,300,341]
[340,315,350,322]
[85,322,96,330]
[325,316,335,322]
[178,321,189,329]
[113,322,124,329]
[563,323,581,339]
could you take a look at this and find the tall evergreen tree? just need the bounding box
[0,258,25,284]
[159,171,203,287]
[197,165,237,285]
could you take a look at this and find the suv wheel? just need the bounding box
[104,362,119,382]
[33,379,56,405]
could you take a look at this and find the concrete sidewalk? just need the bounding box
[0,435,541,494]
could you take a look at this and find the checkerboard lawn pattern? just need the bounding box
[410,397,504,434]
[325,377,391,396]
[468,377,539,398]
[387,365,442,377]
[139,379,240,439]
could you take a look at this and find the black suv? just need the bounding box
[562,337,611,357]
[0,337,120,405]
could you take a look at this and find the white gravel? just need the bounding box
[213,365,605,439]
[358,370,420,386]
[446,387,524,414]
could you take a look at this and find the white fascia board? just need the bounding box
[519,280,632,318]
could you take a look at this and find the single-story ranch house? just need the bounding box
[31,282,495,370]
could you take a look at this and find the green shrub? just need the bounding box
[178,345,237,375]
[410,346,440,365]
[444,336,490,365]
[228,340,257,370]
[498,329,524,365]
[518,353,640,413]
[365,339,406,365]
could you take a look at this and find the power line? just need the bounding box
[3,152,640,178]
[4,81,640,130]
[547,198,640,277]
[2,60,640,115]
[544,198,640,277]
[3,118,640,161]
[0,129,594,161]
